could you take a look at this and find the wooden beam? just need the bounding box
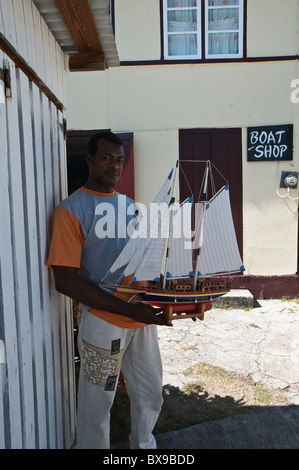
[54,0,104,54]
[69,52,105,72]
[0,36,64,111]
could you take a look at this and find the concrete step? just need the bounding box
[213,289,255,309]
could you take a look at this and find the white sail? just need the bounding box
[196,184,244,276]
[131,202,170,281]
[193,202,204,250]
[165,198,193,279]
[102,169,174,283]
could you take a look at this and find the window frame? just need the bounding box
[163,0,202,61]
[162,0,245,62]
[205,1,244,60]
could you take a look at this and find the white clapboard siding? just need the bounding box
[0,0,66,104]
[0,341,6,449]
[0,56,76,449]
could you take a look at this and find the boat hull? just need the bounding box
[114,285,229,314]
[150,301,212,314]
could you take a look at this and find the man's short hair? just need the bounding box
[87,131,124,157]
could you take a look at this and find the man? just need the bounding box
[47,132,168,449]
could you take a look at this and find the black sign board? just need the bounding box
[247,124,293,162]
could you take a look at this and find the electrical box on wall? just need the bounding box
[280,171,298,189]
[0,61,12,101]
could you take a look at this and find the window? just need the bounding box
[163,0,201,60]
[205,0,243,59]
[163,0,244,60]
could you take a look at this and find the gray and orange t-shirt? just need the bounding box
[47,187,145,329]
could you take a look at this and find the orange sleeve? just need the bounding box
[47,206,85,268]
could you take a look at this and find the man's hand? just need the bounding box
[128,303,170,326]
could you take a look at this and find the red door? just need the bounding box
[115,133,134,199]
[179,128,243,257]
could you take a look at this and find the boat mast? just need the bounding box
[193,160,210,290]
[162,160,179,289]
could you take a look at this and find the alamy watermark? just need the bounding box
[94,195,195,247]
[290,79,299,104]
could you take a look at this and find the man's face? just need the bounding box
[87,139,125,193]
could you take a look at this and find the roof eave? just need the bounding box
[33,0,120,71]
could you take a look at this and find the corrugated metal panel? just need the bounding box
[90,0,120,66]
[0,55,76,449]
[32,0,76,52]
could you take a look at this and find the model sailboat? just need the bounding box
[101,160,244,325]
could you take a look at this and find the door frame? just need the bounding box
[66,130,134,199]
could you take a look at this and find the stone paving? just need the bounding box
[157,297,299,404]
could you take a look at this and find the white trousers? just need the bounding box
[76,306,163,449]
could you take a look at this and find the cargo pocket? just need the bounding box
[81,338,122,390]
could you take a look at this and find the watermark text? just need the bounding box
[290,79,299,104]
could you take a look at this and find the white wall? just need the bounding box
[115,0,161,61]
[247,0,298,57]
